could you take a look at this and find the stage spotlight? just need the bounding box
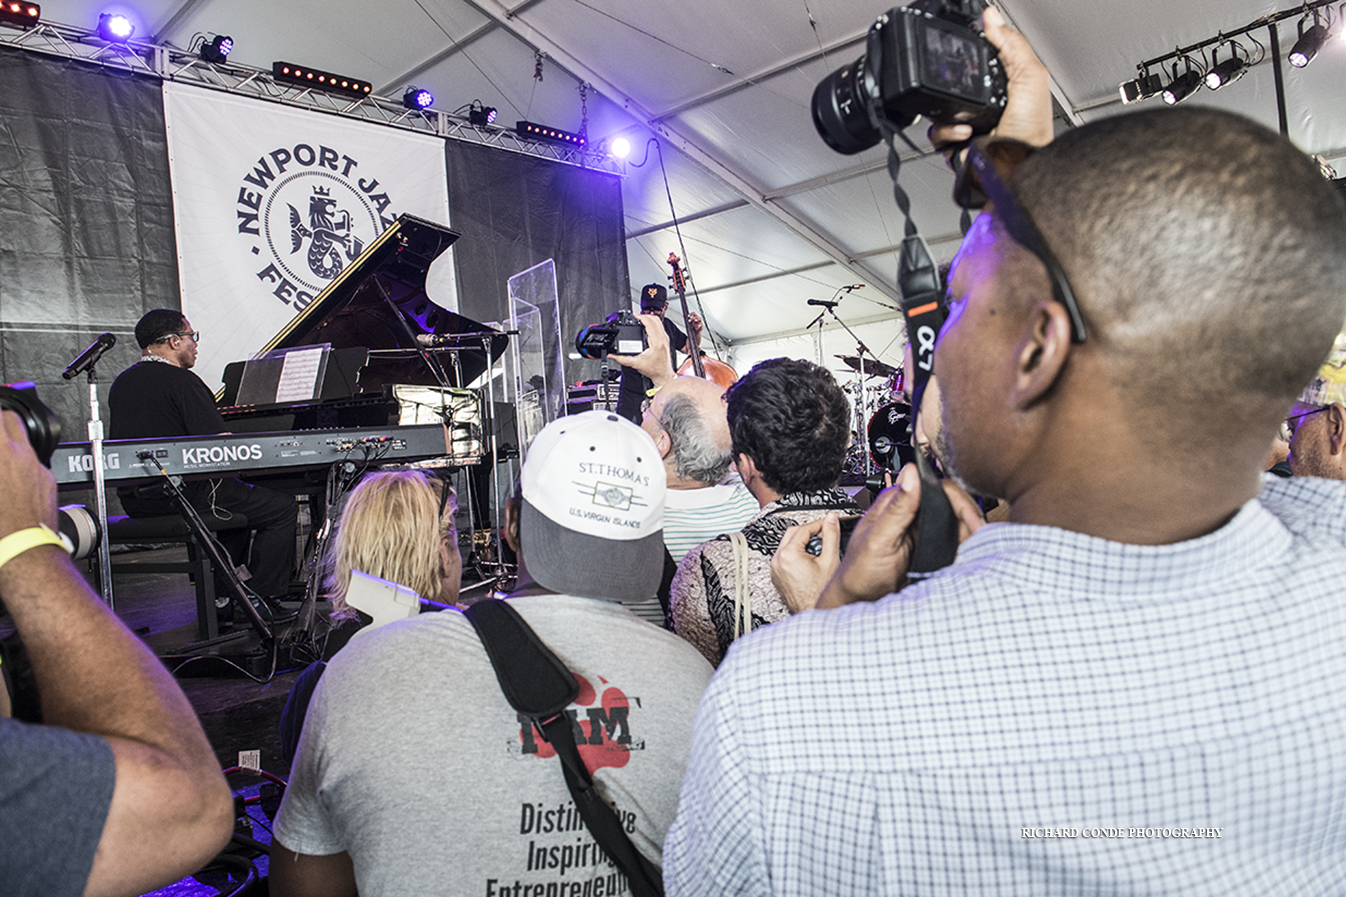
[517,120,587,148]
[1289,16,1331,67]
[199,34,232,63]
[1205,51,1248,90]
[0,2,41,29]
[273,62,372,98]
[96,12,133,42]
[468,102,498,127]
[1119,70,1163,104]
[403,87,434,110]
[1161,65,1202,105]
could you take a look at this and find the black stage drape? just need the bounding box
[444,141,628,388]
[0,48,178,432]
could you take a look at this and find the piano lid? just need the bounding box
[255,213,507,390]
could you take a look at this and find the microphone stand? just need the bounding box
[138,452,273,645]
[82,363,115,607]
[822,304,881,478]
[806,310,827,367]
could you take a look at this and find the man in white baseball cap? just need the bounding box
[271,411,712,897]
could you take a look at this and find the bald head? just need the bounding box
[1012,106,1346,432]
[935,107,1346,542]
[644,376,732,488]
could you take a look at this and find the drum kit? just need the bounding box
[835,353,915,478]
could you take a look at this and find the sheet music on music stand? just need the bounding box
[236,345,332,406]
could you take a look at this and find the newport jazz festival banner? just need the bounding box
[163,82,455,391]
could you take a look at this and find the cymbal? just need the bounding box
[834,354,898,379]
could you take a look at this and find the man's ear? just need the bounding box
[735,452,758,484]
[1327,403,1346,456]
[1008,301,1073,411]
[503,497,521,554]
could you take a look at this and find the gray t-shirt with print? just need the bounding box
[274,594,714,897]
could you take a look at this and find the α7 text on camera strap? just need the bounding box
[464,599,665,897]
[897,233,959,576]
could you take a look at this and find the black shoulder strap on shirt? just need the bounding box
[464,599,665,897]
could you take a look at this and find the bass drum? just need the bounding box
[867,402,917,471]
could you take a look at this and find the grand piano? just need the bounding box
[217,213,507,447]
[54,214,506,488]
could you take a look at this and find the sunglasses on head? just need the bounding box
[951,138,1087,344]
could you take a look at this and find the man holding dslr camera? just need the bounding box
[613,283,702,425]
[0,401,232,896]
[666,5,1346,895]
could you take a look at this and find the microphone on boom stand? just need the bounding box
[62,333,116,380]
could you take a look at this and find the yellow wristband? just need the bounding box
[0,525,66,572]
[646,384,662,399]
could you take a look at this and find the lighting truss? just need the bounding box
[0,17,623,175]
[1119,0,1341,135]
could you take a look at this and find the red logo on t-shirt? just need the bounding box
[517,675,640,770]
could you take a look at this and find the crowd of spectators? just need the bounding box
[5,5,1346,896]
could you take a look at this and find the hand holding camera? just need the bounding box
[575,309,649,360]
[606,313,676,387]
[812,0,1008,155]
[928,5,1053,151]
[0,408,59,545]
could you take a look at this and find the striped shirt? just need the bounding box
[665,475,1346,896]
[663,479,760,565]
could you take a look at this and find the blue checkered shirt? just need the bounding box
[664,475,1346,895]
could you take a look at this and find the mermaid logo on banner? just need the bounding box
[163,81,455,392]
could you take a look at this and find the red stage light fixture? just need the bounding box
[273,62,372,98]
[0,2,40,29]
[516,120,587,148]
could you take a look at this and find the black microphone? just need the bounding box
[62,333,116,380]
[807,299,839,308]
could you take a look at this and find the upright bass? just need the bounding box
[667,252,737,390]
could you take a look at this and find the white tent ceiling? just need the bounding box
[28,0,1346,374]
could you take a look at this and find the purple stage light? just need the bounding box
[200,34,232,63]
[402,87,434,110]
[97,12,133,41]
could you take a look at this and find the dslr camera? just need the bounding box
[0,381,62,467]
[575,310,649,360]
[812,0,1007,155]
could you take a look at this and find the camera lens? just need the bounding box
[0,382,62,468]
[811,56,882,155]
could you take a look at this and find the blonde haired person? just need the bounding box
[327,469,462,618]
[279,470,460,765]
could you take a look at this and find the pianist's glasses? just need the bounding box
[169,331,201,343]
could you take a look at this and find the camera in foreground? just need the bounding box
[812,0,1007,155]
[0,381,62,467]
[575,310,649,360]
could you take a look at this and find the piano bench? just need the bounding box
[105,513,251,642]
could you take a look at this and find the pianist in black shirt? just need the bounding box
[108,309,297,608]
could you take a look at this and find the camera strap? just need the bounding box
[897,234,959,576]
[856,67,962,578]
[465,599,665,897]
